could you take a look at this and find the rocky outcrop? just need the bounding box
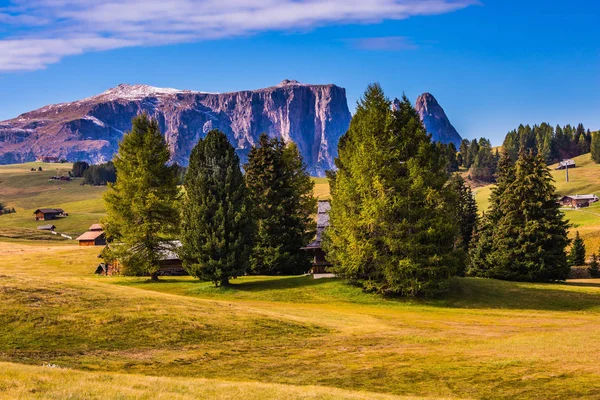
[414,93,462,148]
[0,80,352,176]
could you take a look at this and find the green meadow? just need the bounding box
[3,161,600,399]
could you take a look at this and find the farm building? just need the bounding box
[37,224,56,231]
[96,241,186,276]
[76,230,106,246]
[301,200,332,274]
[556,159,576,170]
[89,224,103,231]
[33,208,66,221]
[559,194,599,208]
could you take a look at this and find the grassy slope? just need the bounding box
[2,241,600,399]
[474,153,600,253]
[0,164,331,238]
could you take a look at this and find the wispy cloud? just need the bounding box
[0,0,477,72]
[348,36,419,51]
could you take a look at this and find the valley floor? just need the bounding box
[2,241,600,399]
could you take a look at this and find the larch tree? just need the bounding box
[180,130,251,286]
[102,114,181,280]
[245,134,316,275]
[324,85,460,297]
[447,174,478,275]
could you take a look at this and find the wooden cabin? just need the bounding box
[37,224,56,231]
[556,159,576,170]
[76,230,106,246]
[301,200,332,274]
[33,208,65,221]
[96,241,186,276]
[559,194,599,208]
[89,224,103,231]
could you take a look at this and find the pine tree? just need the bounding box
[103,114,180,280]
[448,175,478,275]
[180,130,251,286]
[471,151,570,281]
[245,134,316,275]
[589,253,600,278]
[568,231,586,267]
[591,132,600,164]
[324,85,460,297]
[71,161,89,178]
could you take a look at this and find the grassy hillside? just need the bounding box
[0,163,331,237]
[474,153,600,253]
[2,240,600,399]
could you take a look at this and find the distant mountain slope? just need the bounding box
[414,93,462,148]
[0,80,352,176]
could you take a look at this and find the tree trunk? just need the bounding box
[150,271,159,281]
[220,278,230,287]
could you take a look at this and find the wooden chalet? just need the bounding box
[556,159,576,170]
[559,194,599,208]
[76,230,106,246]
[301,200,332,274]
[96,241,186,276]
[37,224,56,231]
[89,224,103,231]
[33,208,66,221]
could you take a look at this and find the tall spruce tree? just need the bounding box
[245,134,316,275]
[471,151,570,281]
[103,114,180,280]
[180,130,251,286]
[324,85,460,297]
[592,132,600,164]
[568,231,586,267]
[448,175,478,275]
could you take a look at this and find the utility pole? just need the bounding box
[566,163,569,183]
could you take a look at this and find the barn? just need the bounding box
[37,224,56,231]
[301,200,332,274]
[33,208,65,221]
[76,230,107,246]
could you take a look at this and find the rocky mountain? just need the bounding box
[414,93,462,148]
[0,80,351,176]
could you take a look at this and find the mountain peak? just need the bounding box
[415,92,462,147]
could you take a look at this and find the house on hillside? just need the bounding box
[556,159,576,170]
[37,224,56,231]
[301,200,332,274]
[33,208,66,221]
[37,156,59,163]
[76,224,106,246]
[96,241,186,276]
[559,194,599,208]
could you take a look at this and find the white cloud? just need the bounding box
[349,36,418,51]
[0,0,477,72]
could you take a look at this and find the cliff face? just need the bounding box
[0,80,351,176]
[414,93,462,148]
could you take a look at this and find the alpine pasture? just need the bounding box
[2,162,600,399]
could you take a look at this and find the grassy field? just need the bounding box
[2,240,600,399]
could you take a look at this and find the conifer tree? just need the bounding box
[568,231,586,267]
[589,252,600,278]
[592,132,600,164]
[103,114,180,280]
[448,175,478,275]
[471,151,570,281]
[245,134,316,275]
[324,85,460,296]
[180,130,251,286]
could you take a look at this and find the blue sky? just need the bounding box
[0,0,598,145]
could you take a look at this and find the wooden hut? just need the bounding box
[89,224,103,231]
[559,194,599,208]
[37,224,56,231]
[76,230,106,246]
[96,241,186,276]
[33,208,65,221]
[301,200,332,274]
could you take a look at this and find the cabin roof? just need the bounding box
[99,240,182,260]
[37,224,56,230]
[302,200,331,250]
[34,208,64,214]
[89,224,103,231]
[562,194,598,200]
[76,230,105,241]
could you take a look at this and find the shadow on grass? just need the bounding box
[565,280,600,289]
[435,277,600,312]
